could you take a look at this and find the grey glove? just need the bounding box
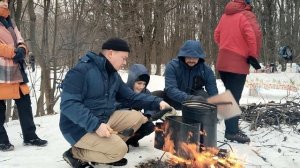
[161,107,178,120]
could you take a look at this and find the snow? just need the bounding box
[1,71,300,168]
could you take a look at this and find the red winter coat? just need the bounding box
[214,0,262,74]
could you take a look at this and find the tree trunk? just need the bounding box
[154,0,165,75]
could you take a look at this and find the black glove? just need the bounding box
[247,56,261,70]
[13,47,26,63]
[187,95,207,102]
[150,107,173,121]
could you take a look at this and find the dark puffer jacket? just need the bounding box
[59,52,162,145]
[164,40,218,104]
[124,64,156,116]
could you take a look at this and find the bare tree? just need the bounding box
[9,0,299,118]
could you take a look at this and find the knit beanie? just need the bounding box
[136,74,150,85]
[102,38,130,52]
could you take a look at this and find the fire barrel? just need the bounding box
[154,116,201,158]
[182,100,217,148]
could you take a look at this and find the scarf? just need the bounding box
[0,15,24,83]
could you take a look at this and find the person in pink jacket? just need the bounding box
[0,0,47,151]
[214,0,262,143]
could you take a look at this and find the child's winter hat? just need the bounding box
[136,74,150,85]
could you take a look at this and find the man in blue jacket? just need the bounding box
[60,38,170,167]
[153,40,218,109]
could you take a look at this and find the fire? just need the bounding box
[154,117,244,168]
[163,131,176,154]
[161,128,244,168]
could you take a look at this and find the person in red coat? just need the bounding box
[214,0,262,143]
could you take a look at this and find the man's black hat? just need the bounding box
[102,38,130,52]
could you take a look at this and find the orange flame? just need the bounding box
[165,141,244,168]
[160,124,244,168]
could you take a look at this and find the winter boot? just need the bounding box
[24,137,48,146]
[0,142,14,151]
[63,148,94,168]
[91,158,128,167]
[225,131,250,144]
[106,158,128,166]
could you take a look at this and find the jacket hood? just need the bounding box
[127,64,150,90]
[177,40,206,59]
[224,0,251,15]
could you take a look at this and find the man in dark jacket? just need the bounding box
[60,38,170,167]
[153,40,218,109]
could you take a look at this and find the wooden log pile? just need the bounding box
[240,98,300,132]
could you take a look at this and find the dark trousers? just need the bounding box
[219,71,247,134]
[127,121,154,143]
[0,93,37,144]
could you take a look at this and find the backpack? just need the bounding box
[279,46,293,61]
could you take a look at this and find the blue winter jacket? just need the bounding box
[59,52,162,145]
[164,40,218,103]
[120,64,156,116]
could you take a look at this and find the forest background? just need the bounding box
[5,0,300,118]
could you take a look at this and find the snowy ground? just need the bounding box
[1,72,300,168]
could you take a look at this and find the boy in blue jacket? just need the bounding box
[118,64,176,148]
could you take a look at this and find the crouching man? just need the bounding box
[59,38,170,167]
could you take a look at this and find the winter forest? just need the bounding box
[4,0,300,123]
